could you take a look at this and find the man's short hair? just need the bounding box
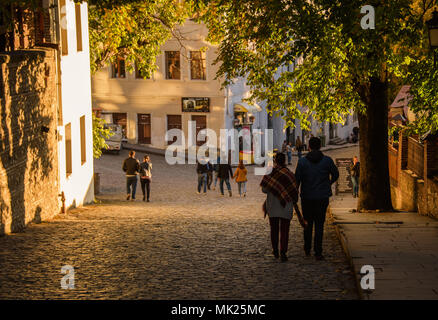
[274,152,286,166]
[309,137,321,150]
[129,150,135,157]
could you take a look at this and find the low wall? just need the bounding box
[418,178,438,219]
[0,48,59,235]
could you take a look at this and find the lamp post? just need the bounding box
[426,9,438,68]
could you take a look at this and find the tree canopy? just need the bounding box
[199,0,438,134]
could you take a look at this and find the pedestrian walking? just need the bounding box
[122,150,140,201]
[286,142,292,165]
[295,137,339,260]
[218,161,233,197]
[295,136,303,159]
[139,155,152,202]
[196,159,209,194]
[281,140,288,154]
[207,160,214,190]
[212,155,220,190]
[350,156,360,198]
[233,160,248,197]
[261,152,307,262]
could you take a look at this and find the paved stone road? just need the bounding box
[0,147,359,299]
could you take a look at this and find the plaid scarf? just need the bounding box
[260,166,299,209]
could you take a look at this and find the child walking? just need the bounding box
[233,160,248,197]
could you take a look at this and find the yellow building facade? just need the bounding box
[91,20,227,150]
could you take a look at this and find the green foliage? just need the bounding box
[92,113,112,159]
[87,0,196,76]
[199,0,438,132]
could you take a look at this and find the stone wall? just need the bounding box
[0,48,59,235]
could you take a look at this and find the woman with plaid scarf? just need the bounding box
[261,153,307,262]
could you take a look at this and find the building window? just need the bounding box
[80,115,86,165]
[190,51,206,80]
[75,3,83,52]
[111,57,126,78]
[65,123,72,177]
[165,51,180,79]
[138,114,151,144]
[135,63,151,79]
[60,0,68,55]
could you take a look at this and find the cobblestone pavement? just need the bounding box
[0,147,359,299]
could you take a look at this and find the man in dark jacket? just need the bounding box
[295,137,339,260]
[196,160,209,194]
[122,150,140,200]
[218,162,233,197]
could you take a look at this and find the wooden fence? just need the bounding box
[407,137,424,178]
[388,145,399,184]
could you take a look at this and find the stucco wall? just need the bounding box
[58,1,94,208]
[91,20,227,149]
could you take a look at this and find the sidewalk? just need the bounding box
[329,193,438,299]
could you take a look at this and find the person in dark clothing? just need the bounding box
[350,156,360,198]
[295,137,339,260]
[139,155,152,202]
[206,161,214,190]
[218,162,233,197]
[196,160,209,194]
[122,150,141,200]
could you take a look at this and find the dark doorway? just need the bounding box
[167,115,182,145]
[191,115,207,146]
[138,114,151,144]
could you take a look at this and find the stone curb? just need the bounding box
[327,205,366,300]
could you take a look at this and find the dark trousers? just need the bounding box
[126,176,137,199]
[301,198,329,256]
[219,178,231,194]
[140,178,151,200]
[269,217,291,254]
[207,172,213,189]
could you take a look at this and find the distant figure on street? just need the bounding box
[261,152,307,262]
[207,160,214,190]
[218,161,233,197]
[122,150,141,201]
[233,160,248,197]
[350,156,360,198]
[295,136,303,159]
[196,159,209,194]
[295,137,339,260]
[140,155,152,202]
[281,140,288,154]
[286,142,293,165]
[212,155,220,190]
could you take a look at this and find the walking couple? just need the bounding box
[261,137,339,262]
[122,150,153,202]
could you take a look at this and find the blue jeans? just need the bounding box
[198,173,207,193]
[220,178,231,195]
[126,176,137,199]
[237,181,247,195]
[351,176,359,196]
[287,152,292,164]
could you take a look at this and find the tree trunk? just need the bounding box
[357,77,393,211]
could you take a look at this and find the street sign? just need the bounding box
[335,158,353,194]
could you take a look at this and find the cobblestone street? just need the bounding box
[0,147,359,299]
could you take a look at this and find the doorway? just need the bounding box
[137,114,151,144]
[191,115,207,146]
[167,115,182,145]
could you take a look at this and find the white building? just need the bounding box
[57,0,94,208]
